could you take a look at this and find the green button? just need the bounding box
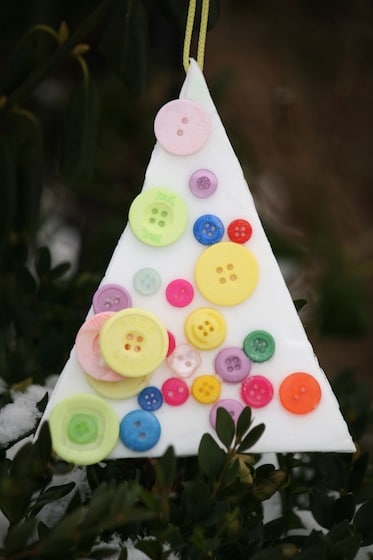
[243,330,275,362]
[68,413,98,444]
[129,187,188,246]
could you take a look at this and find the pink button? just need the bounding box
[167,331,176,357]
[167,344,201,378]
[241,376,273,408]
[154,99,210,156]
[75,312,124,382]
[209,399,244,428]
[92,283,132,313]
[162,377,189,406]
[166,279,194,307]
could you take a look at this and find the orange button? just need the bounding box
[279,372,321,415]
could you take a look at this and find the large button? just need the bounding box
[129,187,188,247]
[162,377,189,406]
[189,169,218,198]
[184,308,226,350]
[85,373,150,400]
[166,278,194,307]
[209,399,244,428]
[227,219,252,244]
[154,99,210,156]
[137,386,163,411]
[120,410,161,452]
[167,343,201,378]
[49,394,119,465]
[133,268,161,296]
[241,376,274,408]
[243,330,275,362]
[192,375,221,404]
[193,214,224,245]
[195,242,259,306]
[99,308,168,377]
[92,283,132,313]
[279,372,321,414]
[214,347,251,383]
[75,312,123,382]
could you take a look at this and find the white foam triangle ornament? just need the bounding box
[41,60,355,465]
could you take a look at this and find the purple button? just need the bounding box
[162,377,189,406]
[241,376,273,408]
[167,344,201,378]
[209,399,244,428]
[214,347,251,383]
[189,169,218,198]
[92,283,132,313]
[166,279,194,307]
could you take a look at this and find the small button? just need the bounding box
[214,347,251,383]
[99,308,168,377]
[167,343,201,378]
[133,268,161,296]
[92,283,132,313]
[184,307,226,350]
[279,372,321,414]
[195,242,259,306]
[209,399,244,428]
[49,394,119,465]
[166,278,194,307]
[120,410,161,452]
[227,219,253,244]
[138,386,163,411]
[85,373,150,400]
[154,99,210,156]
[167,331,176,357]
[162,377,189,406]
[241,376,274,408]
[189,169,218,198]
[192,374,221,404]
[75,312,124,382]
[193,214,224,245]
[243,330,275,362]
[129,187,188,247]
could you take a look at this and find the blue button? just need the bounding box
[133,268,161,296]
[120,410,161,452]
[137,386,163,411]
[193,214,224,245]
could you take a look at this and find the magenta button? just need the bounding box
[166,279,194,307]
[162,377,189,406]
[92,283,132,314]
[167,331,176,357]
[189,169,218,198]
[167,344,201,378]
[241,376,273,408]
[154,99,210,156]
[214,347,251,383]
[209,399,244,428]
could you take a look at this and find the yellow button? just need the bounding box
[192,374,221,404]
[195,242,259,306]
[99,308,168,377]
[184,307,226,350]
[85,373,150,400]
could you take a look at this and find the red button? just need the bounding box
[227,219,252,244]
[241,376,273,408]
[166,279,194,307]
[162,377,189,406]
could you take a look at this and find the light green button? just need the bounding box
[129,187,188,246]
[68,413,98,444]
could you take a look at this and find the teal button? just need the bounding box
[243,330,275,362]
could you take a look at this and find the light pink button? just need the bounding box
[167,344,201,378]
[154,99,210,156]
[166,279,194,307]
[75,312,124,382]
[92,283,132,313]
[161,377,189,406]
[241,375,273,408]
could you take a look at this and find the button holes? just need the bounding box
[104,300,111,309]
[203,332,208,337]
[216,266,223,273]
[197,177,210,189]
[134,421,141,428]
[113,296,120,304]
[152,208,158,215]
[300,386,306,393]
[139,432,146,439]
[209,326,214,332]
[168,391,174,397]
[178,386,185,393]
[149,217,156,224]
[127,334,133,340]
[185,360,192,367]
[219,278,226,284]
[158,220,165,227]
[230,274,237,281]
[161,210,168,217]
[134,346,141,352]
[204,321,210,326]
[137,336,143,342]
[227,263,234,270]
[181,117,189,124]
[124,343,131,350]
[177,129,184,136]
[198,325,203,330]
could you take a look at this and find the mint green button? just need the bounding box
[243,330,275,362]
[129,187,188,246]
[68,413,98,444]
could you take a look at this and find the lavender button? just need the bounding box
[214,347,251,383]
[209,399,244,428]
[189,169,218,198]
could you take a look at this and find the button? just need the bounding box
[189,169,218,198]
[85,373,150,400]
[162,377,189,406]
[138,386,163,411]
[184,308,226,350]
[241,376,274,408]
[120,410,161,452]
[75,312,124,382]
[166,278,194,307]
[49,394,119,465]
[209,399,244,428]
[167,330,176,357]
[154,99,210,156]
[167,344,201,378]
[99,308,168,377]
[193,214,224,245]
[243,330,275,362]
[133,268,161,295]
[214,347,251,383]
[195,242,259,306]
[191,375,221,404]
[129,187,188,247]
[92,283,132,313]
[279,372,321,414]
[227,219,253,244]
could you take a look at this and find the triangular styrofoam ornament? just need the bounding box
[41,60,355,465]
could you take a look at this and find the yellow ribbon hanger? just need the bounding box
[183,0,210,73]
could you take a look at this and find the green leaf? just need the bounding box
[309,488,335,530]
[198,433,226,479]
[235,406,252,441]
[3,518,38,555]
[35,246,52,277]
[182,479,212,522]
[294,298,308,312]
[332,493,355,525]
[354,497,373,545]
[215,406,235,449]
[33,422,52,465]
[29,482,75,517]
[0,134,17,235]
[155,445,176,488]
[348,451,370,492]
[237,423,265,452]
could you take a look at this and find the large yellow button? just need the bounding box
[99,308,168,377]
[184,307,226,350]
[192,374,221,404]
[195,242,259,306]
